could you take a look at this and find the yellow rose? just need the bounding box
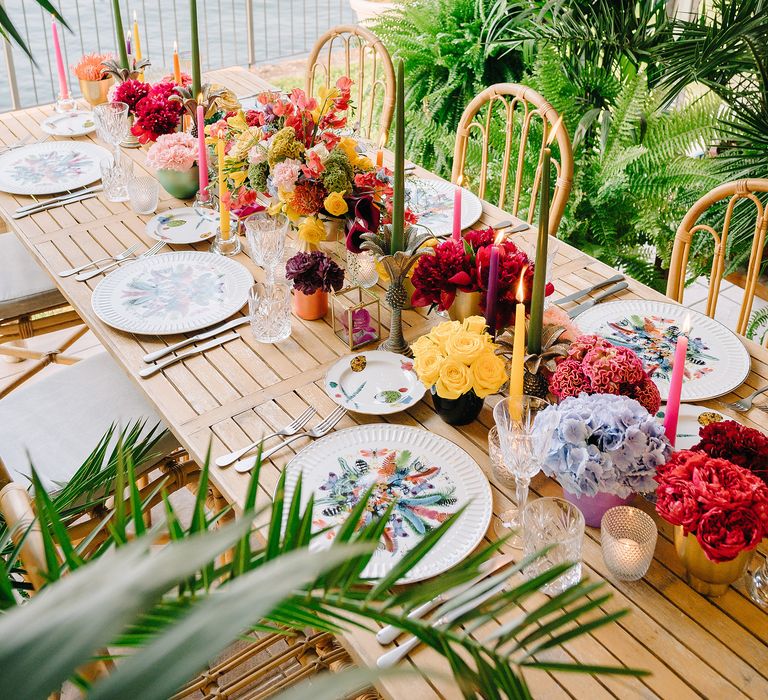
[462,315,488,336]
[435,358,474,400]
[297,216,326,245]
[471,350,508,398]
[445,329,485,364]
[411,334,437,356]
[338,137,359,164]
[324,191,348,217]
[428,320,461,353]
[414,345,444,388]
[356,155,374,171]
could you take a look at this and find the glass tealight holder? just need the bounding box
[346,250,379,288]
[211,226,242,257]
[331,286,381,350]
[194,189,215,217]
[600,506,658,582]
[55,94,77,114]
[128,176,160,214]
[747,558,768,608]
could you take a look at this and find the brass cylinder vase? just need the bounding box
[674,526,752,597]
[448,290,483,322]
[78,77,114,107]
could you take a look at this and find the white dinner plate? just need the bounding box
[41,110,96,137]
[146,207,219,244]
[282,423,493,582]
[324,351,426,415]
[576,300,750,402]
[655,404,726,450]
[91,251,252,335]
[405,178,483,237]
[0,140,109,195]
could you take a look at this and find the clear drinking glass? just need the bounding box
[600,506,657,581]
[523,497,585,595]
[492,396,557,547]
[748,558,768,608]
[249,282,291,343]
[100,156,133,202]
[244,212,289,282]
[127,176,160,214]
[94,101,129,164]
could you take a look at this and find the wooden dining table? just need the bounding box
[1,65,767,699]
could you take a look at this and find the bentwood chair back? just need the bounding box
[305,24,395,145]
[666,179,768,337]
[451,83,574,235]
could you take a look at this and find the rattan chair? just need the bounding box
[451,83,574,235]
[666,179,768,337]
[305,24,395,145]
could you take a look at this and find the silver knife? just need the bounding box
[139,331,240,378]
[377,577,508,668]
[14,185,103,215]
[142,317,250,363]
[12,192,99,219]
[554,274,625,306]
[568,280,629,318]
[376,554,514,645]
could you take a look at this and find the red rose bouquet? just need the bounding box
[655,450,768,562]
[548,334,661,414]
[692,420,768,485]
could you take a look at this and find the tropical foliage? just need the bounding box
[0,434,647,699]
[0,1,67,59]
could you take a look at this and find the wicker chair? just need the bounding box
[451,83,574,235]
[305,25,395,145]
[666,179,768,337]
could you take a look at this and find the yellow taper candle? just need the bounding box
[132,11,142,61]
[509,268,527,419]
[217,138,230,240]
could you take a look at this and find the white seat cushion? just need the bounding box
[0,351,179,492]
[0,232,65,318]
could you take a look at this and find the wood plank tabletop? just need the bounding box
[1,65,767,699]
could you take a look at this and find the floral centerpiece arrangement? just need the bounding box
[411,317,507,425]
[655,449,768,595]
[146,132,201,199]
[285,251,344,320]
[539,393,672,526]
[692,420,768,485]
[548,335,661,414]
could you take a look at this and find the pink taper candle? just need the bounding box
[51,16,69,99]
[663,315,691,446]
[196,102,208,197]
[452,175,463,241]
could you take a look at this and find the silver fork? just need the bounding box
[58,243,140,277]
[75,242,164,281]
[215,406,318,467]
[234,406,347,472]
[725,385,768,412]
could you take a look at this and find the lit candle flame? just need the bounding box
[456,174,464,188]
[133,10,137,20]
[682,314,692,335]
[494,231,505,246]
[173,40,178,53]
[517,266,527,303]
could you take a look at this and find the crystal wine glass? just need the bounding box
[93,101,129,165]
[244,212,289,284]
[492,395,557,547]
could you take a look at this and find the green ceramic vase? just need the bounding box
[156,166,200,200]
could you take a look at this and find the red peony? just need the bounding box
[411,239,473,310]
[549,335,660,413]
[693,420,768,485]
[112,79,150,113]
[131,95,182,143]
[655,449,768,562]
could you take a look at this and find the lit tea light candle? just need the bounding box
[601,506,657,581]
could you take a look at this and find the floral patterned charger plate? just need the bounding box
[655,404,725,450]
[0,140,109,195]
[91,251,252,335]
[324,351,426,415]
[41,110,96,137]
[577,300,750,402]
[405,178,483,237]
[146,207,219,244]
[282,423,493,582]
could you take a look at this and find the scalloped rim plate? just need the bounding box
[282,423,492,582]
[406,177,482,237]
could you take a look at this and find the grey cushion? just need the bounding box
[0,351,179,492]
[0,232,65,318]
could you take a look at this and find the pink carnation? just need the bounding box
[271,158,301,192]
[146,132,198,171]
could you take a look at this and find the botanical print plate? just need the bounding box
[282,423,493,582]
[146,207,219,244]
[655,404,725,451]
[577,300,750,402]
[0,140,109,195]
[324,351,426,415]
[405,178,483,237]
[41,110,96,137]
[91,251,252,335]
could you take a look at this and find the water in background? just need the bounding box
[0,0,354,111]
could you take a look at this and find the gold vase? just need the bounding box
[674,526,752,597]
[78,76,114,107]
[448,290,483,322]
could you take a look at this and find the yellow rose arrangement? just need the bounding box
[412,317,507,400]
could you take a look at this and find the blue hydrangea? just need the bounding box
[538,393,672,498]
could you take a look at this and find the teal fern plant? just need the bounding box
[747,305,768,345]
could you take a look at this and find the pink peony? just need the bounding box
[146,132,197,171]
